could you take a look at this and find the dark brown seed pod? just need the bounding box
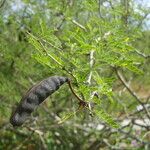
[10,76,68,127]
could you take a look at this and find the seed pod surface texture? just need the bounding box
[10,76,68,126]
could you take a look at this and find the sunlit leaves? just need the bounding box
[28,0,143,128]
[32,54,52,68]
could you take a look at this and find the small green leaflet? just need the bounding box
[58,111,79,124]
[32,54,52,68]
[94,109,120,128]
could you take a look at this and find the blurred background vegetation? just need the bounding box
[0,0,150,149]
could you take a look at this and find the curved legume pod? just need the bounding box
[10,76,68,126]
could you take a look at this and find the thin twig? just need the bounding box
[135,50,150,59]
[72,20,87,31]
[114,68,150,120]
